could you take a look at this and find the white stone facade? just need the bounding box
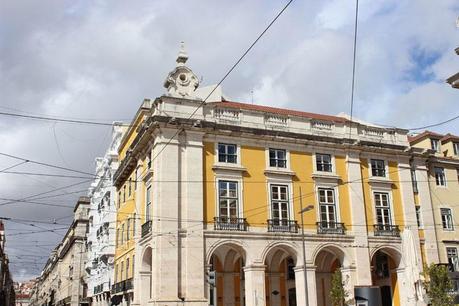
[86,124,124,306]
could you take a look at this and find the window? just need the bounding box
[146,186,151,222]
[415,206,423,228]
[447,247,459,272]
[218,143,237,163]
[121,223,125,244]
[126,219,130,241]
[269,149,287,168]
[431,139,440,152]
[135,168,138,190]
[116,229,120,245]
[123,185,126,202]
[128,179,132,197]
[374,192,392,226]
[126,257,130,279]
[318,188,336,225]
[271,185,290,224]
[454,142,459,156]
[132,255,135,277]
[434,167,446,186]
[118,191,121,208]
[411,168,418,193]
[218,181,238,220]
[120,261,124,281]
[115,264,118,282]
[316,154,332,172]
[133,214,136,237]
[441,208,454,230]
[371,159,385,177]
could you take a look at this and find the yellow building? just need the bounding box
[409,130,459,297]
[108,45,430,306]
[111,100,152,305]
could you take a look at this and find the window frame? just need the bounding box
[269,184,291,223]
[146,185,152,222]
[431,139,440,152]
[217,143,238,164]
[317,187,338,225]
[126,257,130,279]
[454,142,459,156]
[434,167,446,187]
[447,247,459,272]
[370,159,386,177]
[217,180,239,220]
[315,153,333,173]
[441,208,454,231]
[268,148,288,168]
[373,192,393,226]
[415,206,423,228]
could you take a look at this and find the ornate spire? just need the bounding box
[176,41,188,66]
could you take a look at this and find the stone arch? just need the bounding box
[139,246,153,304]
[206,239,247,266]
[261,241,299,268]
[141,246,152,271]
[370,245,403,268]
[312,243,351,270]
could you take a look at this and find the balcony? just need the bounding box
[141,221,152,237]
[111,278,134,294]
[316,222,345,235]
[267,219,298,233]
[373,224,400,237]
[214,217,247,231]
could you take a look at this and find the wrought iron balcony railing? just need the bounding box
[214,217,247,231]
[316,221,345,235]
[267,219,298,233]
[373,224,400,237]
[111,278,134,294]
[141,220,152,238]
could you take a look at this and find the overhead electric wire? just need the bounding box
[348,0,359,139]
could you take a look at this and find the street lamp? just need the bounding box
[298,186,314,306]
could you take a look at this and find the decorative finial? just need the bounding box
[176,41,188,66]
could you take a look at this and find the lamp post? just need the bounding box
[298,186,314,306]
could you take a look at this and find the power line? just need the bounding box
[406,113,459,131]
[348,0,359,139]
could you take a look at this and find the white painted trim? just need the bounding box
[214,141,242,166]
[370,189,395,226]
[312,151,336,174]
[266,180,294,220]
[214,176,244,218]
[367,158,389,179]
[265,147,291,171]
[315,185,341,223]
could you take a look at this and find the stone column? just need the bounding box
[293,266,307,306]
[341,266,355,302]
[244,265,266,306]
[306,266,317,306]
[346,151,372,286]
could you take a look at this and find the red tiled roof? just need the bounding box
[440,133,459,144]
[408,130,444,144]
[211,101,348,123]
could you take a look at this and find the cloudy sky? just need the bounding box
[1,0,458,281]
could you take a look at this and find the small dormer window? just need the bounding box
[431,139,440,152]
[454,142,459,156]
[371,159,386,177]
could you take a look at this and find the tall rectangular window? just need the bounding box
[121,223,125,244]
[431,139,440,152]
[115,264,118,282]
[116,228,120,245]
[447,247,459,272]
[434,167,446,186]
[371,159,386,177]
[318,188,336,226]
[375,192,392,226]
[135,168,138,190]
[269,149,287,168]
[126,258,130,279]
[415,206,423,228]
[454,142,459,156]
[132,255,135,277]
[441,208,454,230]
[118,191,121,208]
[411,168,418,193]
[146,186,151,222]
[120,261,124,281]
[218,181,238,220]
[218,143,237,163]
[271,185,289,224]
[126,219,130,241]
[128,179,132,197]
[123,185,126,202]
[316,154,332,172]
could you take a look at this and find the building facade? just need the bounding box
[0,221,15,306]
[409,131,459,300]
[30,197,90,306]
[110,47,429,306]
[86,124,125,306]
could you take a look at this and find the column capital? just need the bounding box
[243,264,266,272]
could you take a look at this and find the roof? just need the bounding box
[210,100,348,123]
[408,130,444,144]
[441,133,459,144]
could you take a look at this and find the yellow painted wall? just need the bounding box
[241,146,269,226]
[290,151,315,229]
[119,113,145,160]
[412,138,432,151]
[388,161,404,228]
[203,142,215,224]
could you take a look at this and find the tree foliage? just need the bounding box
[423,263,454,306]
[330,268,350,306]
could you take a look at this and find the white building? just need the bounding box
[86,124,124,306]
